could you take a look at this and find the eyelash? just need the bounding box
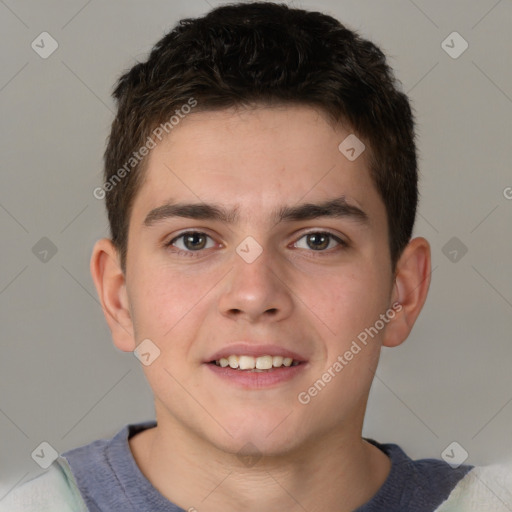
[165,230,348,257]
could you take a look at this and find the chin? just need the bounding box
[213,413,304,457]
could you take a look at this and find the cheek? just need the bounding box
[128,266,208,342]
[309,267,384,336]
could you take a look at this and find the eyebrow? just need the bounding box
[143,196,369,227]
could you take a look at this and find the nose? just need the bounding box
[217,245,294,323]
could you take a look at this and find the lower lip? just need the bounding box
[205,362,308,389]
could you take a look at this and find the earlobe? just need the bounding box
[90,238,136,352]
[382,237,431,348]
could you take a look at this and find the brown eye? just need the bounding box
[306,233,330,250]
[294,232,346,252]
[168,232,214,252]
[183,232,207,250]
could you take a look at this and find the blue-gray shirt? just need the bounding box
[2,421,482,511]
[62,421,472,511]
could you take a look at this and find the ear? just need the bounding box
[90,238,136,352]
[381,236,431,348]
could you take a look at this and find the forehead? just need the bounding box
[131,105,385,227]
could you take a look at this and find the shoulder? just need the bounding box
[435,463,512,511]
[0,458,87,512]
[361,439,473,511]
[372,440,472,491]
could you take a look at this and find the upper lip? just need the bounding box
[206,343,308,363]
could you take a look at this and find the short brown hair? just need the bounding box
[102,2,418,274]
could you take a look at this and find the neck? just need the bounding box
[129,415,391,512]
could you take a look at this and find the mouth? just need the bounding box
[204,344,308,388]
[210,355,302,372]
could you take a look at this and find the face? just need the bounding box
[123,105,395,456]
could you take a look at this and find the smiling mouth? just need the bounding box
[210,355,301,371]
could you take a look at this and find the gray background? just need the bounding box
[1,0,511,499]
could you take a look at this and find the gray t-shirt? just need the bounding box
[2,421,483,511]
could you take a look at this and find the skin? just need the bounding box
[91,105,431,512]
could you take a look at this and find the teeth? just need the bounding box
[272,355,283,367]
[239,355,255,370]
[214,354,300,370]
[256,355,273,370]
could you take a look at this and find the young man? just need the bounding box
[3,2,511,511]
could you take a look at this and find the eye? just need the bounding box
[167,231,216,253]
[293,232,347,252]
